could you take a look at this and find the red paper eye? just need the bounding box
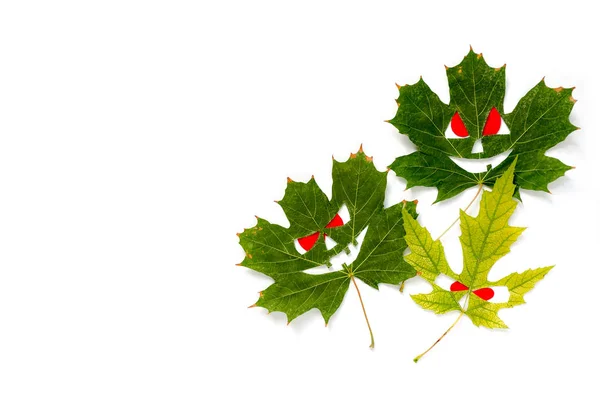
[473,287,495,300]
[298,232,319,252]
[482,107,501,136]
[325,214,344,228]
[451,112,469,137]
[450,281,468,291]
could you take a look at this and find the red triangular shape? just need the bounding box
[298,232,320,252]
[325,214,344,228]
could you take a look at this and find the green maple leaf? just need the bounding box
[402,160,552,361]
[389,48,577,202]
[238,147,417,347]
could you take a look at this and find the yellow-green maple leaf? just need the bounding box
[402,159,552,361]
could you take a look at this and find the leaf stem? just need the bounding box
[413,310,464,363]
[414,294,470,362]
[435,184,483,241]
[351,276,375,348]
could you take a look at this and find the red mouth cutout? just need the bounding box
[297,214,344,251]
[450,281,495,301]
[450,107,502,138]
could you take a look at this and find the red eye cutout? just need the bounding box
[473,287,495,301]
[297,214,344,252]
[451,112,469,137]
[450,281,495,301]
[298,232,320,252]
[450,281,468,291]
[325,214,344,229]
[482,107,501,136]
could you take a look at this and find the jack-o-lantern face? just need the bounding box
[387,49,577,202]
[447,107,510,150]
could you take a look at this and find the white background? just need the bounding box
[1,1,598,399]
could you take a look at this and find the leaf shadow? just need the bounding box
[288,309,327,334]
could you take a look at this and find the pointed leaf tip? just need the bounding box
[287,177,293,183]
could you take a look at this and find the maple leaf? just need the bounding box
[388,48,577,203]
[402,160,552,361]
[238,147,417,347]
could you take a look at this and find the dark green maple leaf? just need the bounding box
[238,147,417,347]
[388,48,577,202]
